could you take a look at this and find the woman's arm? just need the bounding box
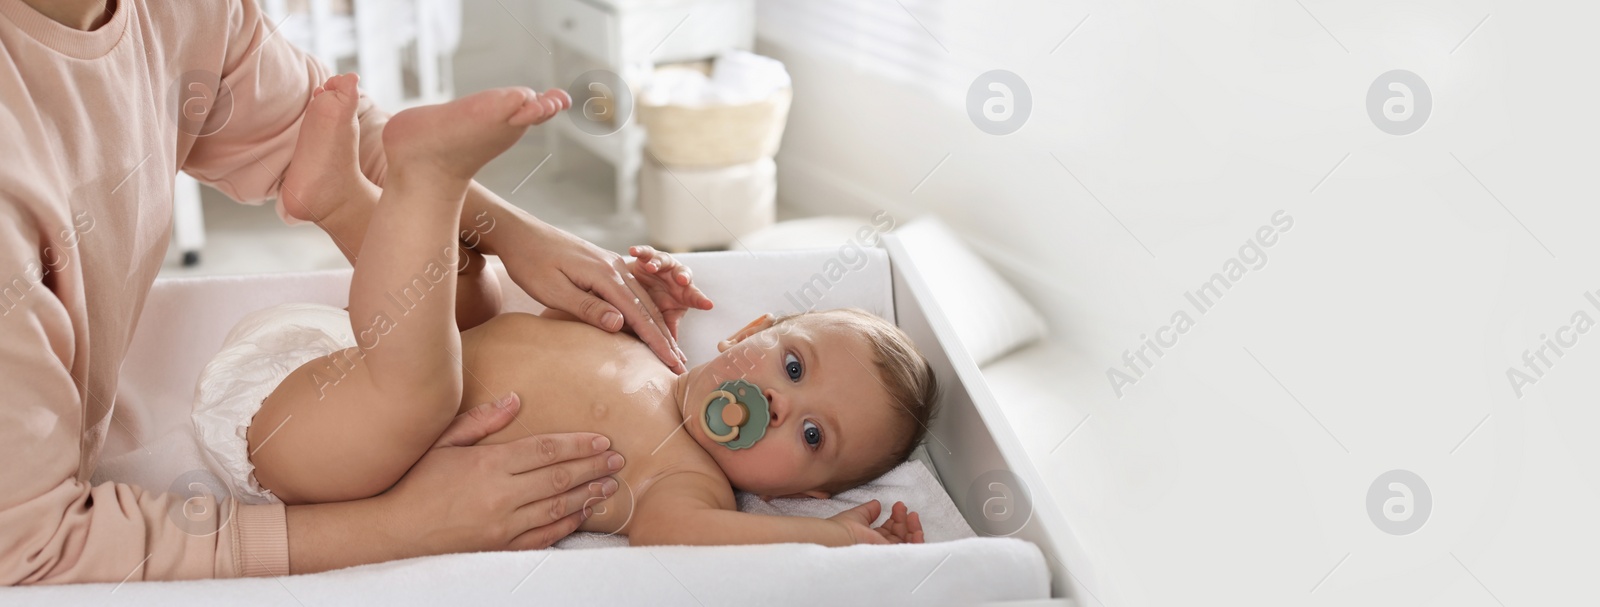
[286,395,624,573]
[453,186,691,373]
[0,200,302,582]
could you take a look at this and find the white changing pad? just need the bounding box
[5,538,1046,606]
[10,460,1047,606]
[558,459,973,548]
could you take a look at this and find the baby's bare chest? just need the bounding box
[459,317,725,534]
[466,325,678,442]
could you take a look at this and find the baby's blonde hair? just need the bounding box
[770,308,938,495]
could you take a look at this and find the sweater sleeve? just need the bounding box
[0,199,287,584]
[180,0,389,224]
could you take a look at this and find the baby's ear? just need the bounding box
[718,313,775,352]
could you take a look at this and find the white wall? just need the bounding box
[759,1,1598,605]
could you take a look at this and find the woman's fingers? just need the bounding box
[433,393,521,448]
[510,449,624,503]
[496,432,614,473]
[506,509,587,551]
[512,475,617,532]
[616,263,673,333]
[562,284,625,331]
[605,259,686,372]
[559,273,683,373]
[662,308,687,340]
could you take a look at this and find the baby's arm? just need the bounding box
[627,472,922,547]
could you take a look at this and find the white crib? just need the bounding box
[262,0,460,111]
[173,0,462,266]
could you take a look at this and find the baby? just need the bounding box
[193,75,940,547]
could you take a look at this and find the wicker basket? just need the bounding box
[640,155,776,252]
[637,87,792,168]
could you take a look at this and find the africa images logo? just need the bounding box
[1106,211,1294,397]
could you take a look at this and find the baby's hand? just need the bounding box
[626,245,714,339]
[829,500,925,545]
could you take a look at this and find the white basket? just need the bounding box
[639,155,776,251]
[637,87,792,168]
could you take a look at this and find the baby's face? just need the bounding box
[682,315,901,499]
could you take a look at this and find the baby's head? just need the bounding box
[682,308,938,499]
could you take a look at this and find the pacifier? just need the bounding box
[699,379,769,450]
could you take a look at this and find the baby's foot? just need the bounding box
[381,87,567,182]
[281,73,366,224]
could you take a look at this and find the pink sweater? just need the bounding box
[0,0,389,583]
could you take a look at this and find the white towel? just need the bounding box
[555,459,973,548]
[6,538,1048,607]
[640,49,791,107]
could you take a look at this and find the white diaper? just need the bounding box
[191,303,355,505]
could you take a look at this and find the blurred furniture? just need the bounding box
[172,173,206,266]
[174,0,462,267]
[265,0,460,109]
[540,0,756,215]
[634,57,789,250]
[638,155,774,251]
[636,73,789,167]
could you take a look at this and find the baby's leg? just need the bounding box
[251,80,554,503]
[279,74,505,330]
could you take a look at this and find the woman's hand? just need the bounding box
[498,221,690,374]
[827,500,925,545]
[377,393,625,553]
[626,245,714,340]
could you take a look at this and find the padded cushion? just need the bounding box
[741,216,875,250]
[888,218,1047,366]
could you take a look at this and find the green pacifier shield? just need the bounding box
[703,380,769,450]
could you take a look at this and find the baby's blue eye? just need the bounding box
[784,352,803,381]
[802,420,822,448]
